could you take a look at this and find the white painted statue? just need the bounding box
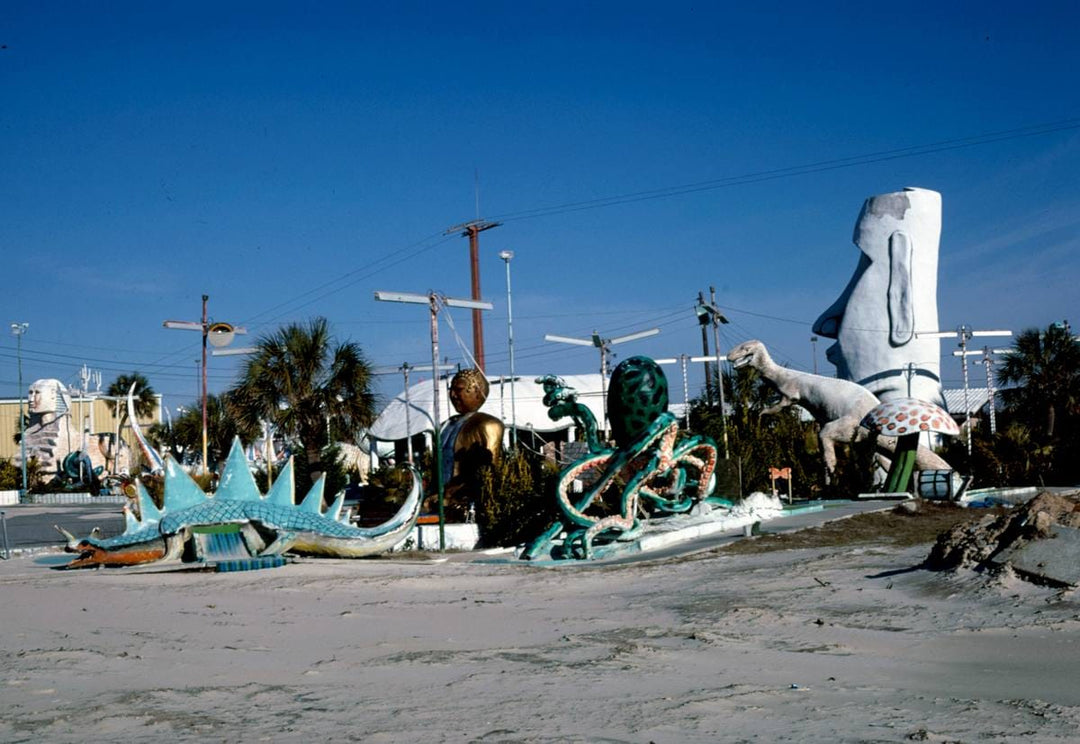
[813,187,944,406]
[17,378,77,477]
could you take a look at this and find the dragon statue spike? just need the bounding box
[55,437,423,570]
[128,381,165,475]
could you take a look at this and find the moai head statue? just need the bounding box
[812,187,943,405]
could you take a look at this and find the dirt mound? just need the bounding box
[926,491,1080,573]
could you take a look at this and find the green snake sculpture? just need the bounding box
[523,356,719,560]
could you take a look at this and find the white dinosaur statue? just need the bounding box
[726,340,950,481]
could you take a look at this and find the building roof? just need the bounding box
[369,373,608,441]
[942,388,994,416]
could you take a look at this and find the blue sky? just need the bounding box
[2,1,1079,417]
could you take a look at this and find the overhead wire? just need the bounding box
[10,117,1072,390]
[487,118,1080,224]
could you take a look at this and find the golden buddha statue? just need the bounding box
[437,368,504,519]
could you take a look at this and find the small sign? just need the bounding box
[769,466,793,504]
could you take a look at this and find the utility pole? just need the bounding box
[11,323,29,500]
[446,219,500,372]
[919,325,1011,458]
[696,289,730,459]
[953,346,1012,437]
[374,290,492,550]
[544,327,660,436]
[696,292,713,405]
[373,361,454,464]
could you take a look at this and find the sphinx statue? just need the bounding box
[813,187,944,406]
[17,378,77,479]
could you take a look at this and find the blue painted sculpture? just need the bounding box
[55,438,423,569]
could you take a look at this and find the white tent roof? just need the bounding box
[369,373,607,441]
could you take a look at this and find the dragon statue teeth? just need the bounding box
[55,437,423,570]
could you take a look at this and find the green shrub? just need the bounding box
[0,458,19,490]
[367,463,415,506]
[476,450,560,548]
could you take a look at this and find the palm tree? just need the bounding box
[229,317,377,486]
[149,394,259,470]
[105,372,157,429]
[997,324,1080,439]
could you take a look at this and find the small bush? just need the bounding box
[367,464,415,506]
[476,450,560,548]
[0,458,20,490]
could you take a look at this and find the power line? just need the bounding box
[487,118,1080,224]
[146,115,1080,368]
[10,117,1077,389]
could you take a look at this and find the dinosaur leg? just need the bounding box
[819,416,866,486]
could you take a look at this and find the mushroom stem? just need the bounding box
[883,434,919,493]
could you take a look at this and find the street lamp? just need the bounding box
[10,323,29,500]
[498,250,518,449]
[655,354,719,429]
[163,295,246,473]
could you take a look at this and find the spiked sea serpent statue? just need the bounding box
[522,357,719,561]
[55,438,423,570]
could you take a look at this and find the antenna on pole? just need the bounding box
[544,326,660,435]
[445,219,501,373]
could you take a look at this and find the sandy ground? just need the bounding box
[2,539,1079,743]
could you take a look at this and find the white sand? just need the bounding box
[2,542,1078,743]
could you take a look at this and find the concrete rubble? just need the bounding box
[926,490,1080,586]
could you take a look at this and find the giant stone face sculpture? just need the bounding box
[813,187,944,406]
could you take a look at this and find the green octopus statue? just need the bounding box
[523,356,719,560]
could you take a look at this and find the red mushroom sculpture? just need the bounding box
[860,398,959,493]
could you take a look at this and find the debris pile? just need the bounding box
[926,491,1080,586]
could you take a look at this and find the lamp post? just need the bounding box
[10,323,29,500]
[498,250,518,449]
[163,295,246,473]
[374,289,493,550]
